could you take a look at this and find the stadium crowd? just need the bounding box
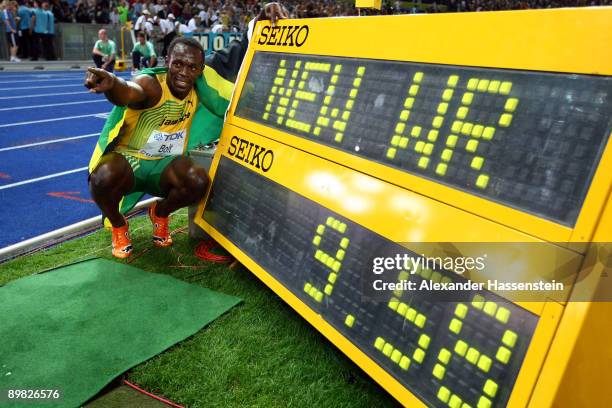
[5,0,612,27]
[3,0,611,61]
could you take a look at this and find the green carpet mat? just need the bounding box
[0,258,241,408]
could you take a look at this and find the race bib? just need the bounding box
[139,129,187,158]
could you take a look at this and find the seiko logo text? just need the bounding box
[257,25,309,47]
[228,136,274,172]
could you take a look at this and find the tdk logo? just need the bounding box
[257,25,309,47]
[164,132,184,141]
[228,136,274,172]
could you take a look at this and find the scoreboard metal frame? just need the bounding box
[195,8,612,407]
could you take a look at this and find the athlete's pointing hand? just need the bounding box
[85,67,116,94]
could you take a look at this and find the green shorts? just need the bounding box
[118,152,177,197]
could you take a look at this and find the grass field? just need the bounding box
[0,210,400,408]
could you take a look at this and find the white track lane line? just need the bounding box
[0,77,89,84]
[0,100,106,111]
[0,70,132,84]
[0,113,109,128]
[0,83,84,90]
[0,73,131,84]
[0,167,88,191]
[0,91,89,100]
[0,75,81,80]
[0,133,98,151]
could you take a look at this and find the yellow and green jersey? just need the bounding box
[90,29,248,218]
[115,72,198,160]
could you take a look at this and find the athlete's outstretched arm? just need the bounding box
[84,68,161,109]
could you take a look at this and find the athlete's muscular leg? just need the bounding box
[89,153,135,227]
[155,156,209,217]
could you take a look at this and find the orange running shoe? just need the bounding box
[149,202,173,247]
[111,221,132,259]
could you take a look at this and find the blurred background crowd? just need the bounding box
[4,0,612,32]
[2,0,610,62]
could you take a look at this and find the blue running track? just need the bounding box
[0,70,132,249]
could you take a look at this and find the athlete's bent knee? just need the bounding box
[89,163,117,193]
[90,154,133,195]
[185,167,209,200]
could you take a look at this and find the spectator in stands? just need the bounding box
[207,6,217,25]
[75,2,90,23]
[133,8,149,33]
[186,13,201,32]
[197,3,208,27]
[109,6,118,24]
[144,0,155,15]
[159,12,175,57]
[168,0,179,21]
[132,30,156,70]
[30,0,44,60]
[92,28,115,71]
[94,3,106,23]
[176,18,190,35]
[2,0,21,61]
[95,3,109,24]
[60,1,73,22]
[180,1,191,22]
[143,15,154,36]
[152,0,163,16]
[227,7,240,30]
[41,1,55,59]
[50,0,65,22]
[132,0,142,18]
[16,0,31,59]
[157,2,168,19]
[219,9,230,28]
[117,0,128,25]
[210,15,225,33]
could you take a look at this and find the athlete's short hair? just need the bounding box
[168,37,205,65]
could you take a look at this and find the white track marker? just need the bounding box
[0,167,88,191]
[0,100,107,112]
[0,133,98,152]
[0,113,109,128]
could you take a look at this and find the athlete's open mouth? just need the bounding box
[174,74,190,87]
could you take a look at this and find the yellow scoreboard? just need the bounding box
[195,8,612,407]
